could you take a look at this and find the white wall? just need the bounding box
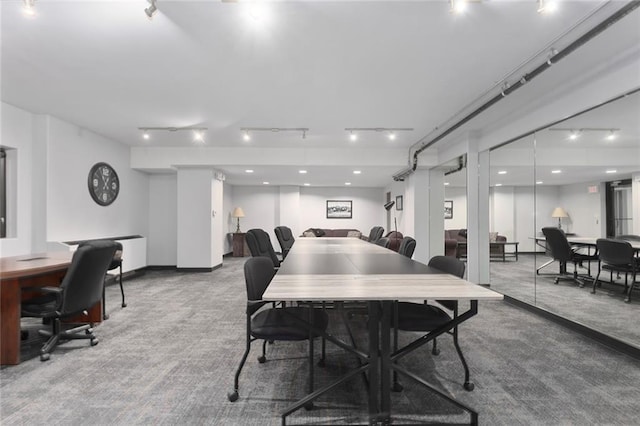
[0,103,149,258]
[45,116,149,243]
[444,186,467,230]
[559,182,603,236]
[232,185,280,244]
[148,174,177,266]
[223,182,234,254]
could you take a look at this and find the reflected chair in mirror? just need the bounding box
[392,255,474,391]
[20,240,117,361]
[274,226,295,260]
[366,226,384,243]
[593,238,639,303]
[375,237,390,249]
[385,231,404,252]
[246,228,281,268]
[541,227,598,287]
[227,257,328,405]
[398,236,416,259]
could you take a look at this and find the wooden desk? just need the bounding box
[264,238,502,424]
[0,251,102,365]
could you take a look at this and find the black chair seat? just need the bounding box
[21,294,58,317]
[253,307,328,341]
[395,302,451,331]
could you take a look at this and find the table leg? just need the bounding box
[379,301,392,423]
[367,301,380,422]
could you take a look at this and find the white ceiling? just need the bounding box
[2,0,639,187]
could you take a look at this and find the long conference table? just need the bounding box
[0,251,102,365]
[262,237,503,425]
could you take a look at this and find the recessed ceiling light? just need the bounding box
[444,182,450,186]
[450,0,467,14]
[303,183,310,186]
[345,182,351,186]
[498,171,507,175]
[353,170,362,175]
[262,181,269,185]
[606,131,617,141]
[23,0,36,17]
[299,170,307,174]
[245,169,254,173]
[536,181,543,185]
[495,183,503,187]
[606,170,617,174]
[568,130,580,141]
[551,170,562,174]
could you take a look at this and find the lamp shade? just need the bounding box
[232,207,245,218]
[384,201,395,211]
[551,207,569,218]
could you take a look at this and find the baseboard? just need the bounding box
[176,263,223,273]
[105,268,145,284]
[504,295,640,360]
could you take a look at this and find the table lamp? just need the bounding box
[232,207,245,233]
[551,207,568,230]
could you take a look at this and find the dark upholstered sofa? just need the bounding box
[445,229,507,258]
[301,228,363,238]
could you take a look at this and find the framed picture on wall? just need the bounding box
[444,200,453,219]
[326,200,352,219]
[396,195,403,211]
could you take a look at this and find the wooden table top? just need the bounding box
[264,238,503,302]
[0,251,72,280]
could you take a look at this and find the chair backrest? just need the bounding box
[398,236,416,258]
[618,234,640,241]
[368,226,384,243]
[246,228,281,267]
[596,238,635,266]
[274,226,295,253]
[244,257,276,315]
[428,255,465,278]
[541,227,573,262]
[61,240,118,316]
[375,237,390,248]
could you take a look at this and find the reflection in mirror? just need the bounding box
[532,90,640,346]
[488,135,537,305]
[489,89,640,349]
[441,155,467,264]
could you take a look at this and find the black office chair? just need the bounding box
[274,226,295,259]
[21,240,117,361]
[227,257,328,405]
[375,237,390,249]
[398,236,416,258]
[541,227,598,287]
[80,241,125,320]
[593,238,639,303]
[393,255,474,391]
[367,226,384,243]
[246,228,281,268]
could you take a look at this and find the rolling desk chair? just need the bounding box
[593,238,639,303]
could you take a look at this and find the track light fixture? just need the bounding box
[550,127,621,141]
[145,0,158,19]
[138,126,208,143]
[344,128,413,141]
[22,0,36,16]
[537,0,558,14]
[240,127,309,140]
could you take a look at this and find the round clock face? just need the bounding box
[88,162,119,206]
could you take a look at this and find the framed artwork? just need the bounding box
[396,195,403,211]
[326,200,352,219]
[444,200,453,219]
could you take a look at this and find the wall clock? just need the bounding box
[88,162,119,206]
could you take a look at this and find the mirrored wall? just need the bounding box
[489,89,640,348]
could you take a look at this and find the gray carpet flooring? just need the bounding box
[490,254,640,345]
[2,257,640,425]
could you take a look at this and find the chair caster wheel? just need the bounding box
[90,338,99,346]
[258,356,266,363]
[554,278,559,284]
[103,314,110,320]
[21,330,29,340]
[431,348,440,356]
[392,382,403,392]
[122,303,127,308]
[303,402,314,411]
[40,353,50,362]
[317,359,326,367]
[464,382,475,391]
[227,391,239,402]
[591,290,596,294]
[624,298,631,303]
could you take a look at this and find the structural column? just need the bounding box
[466,147,490,285]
